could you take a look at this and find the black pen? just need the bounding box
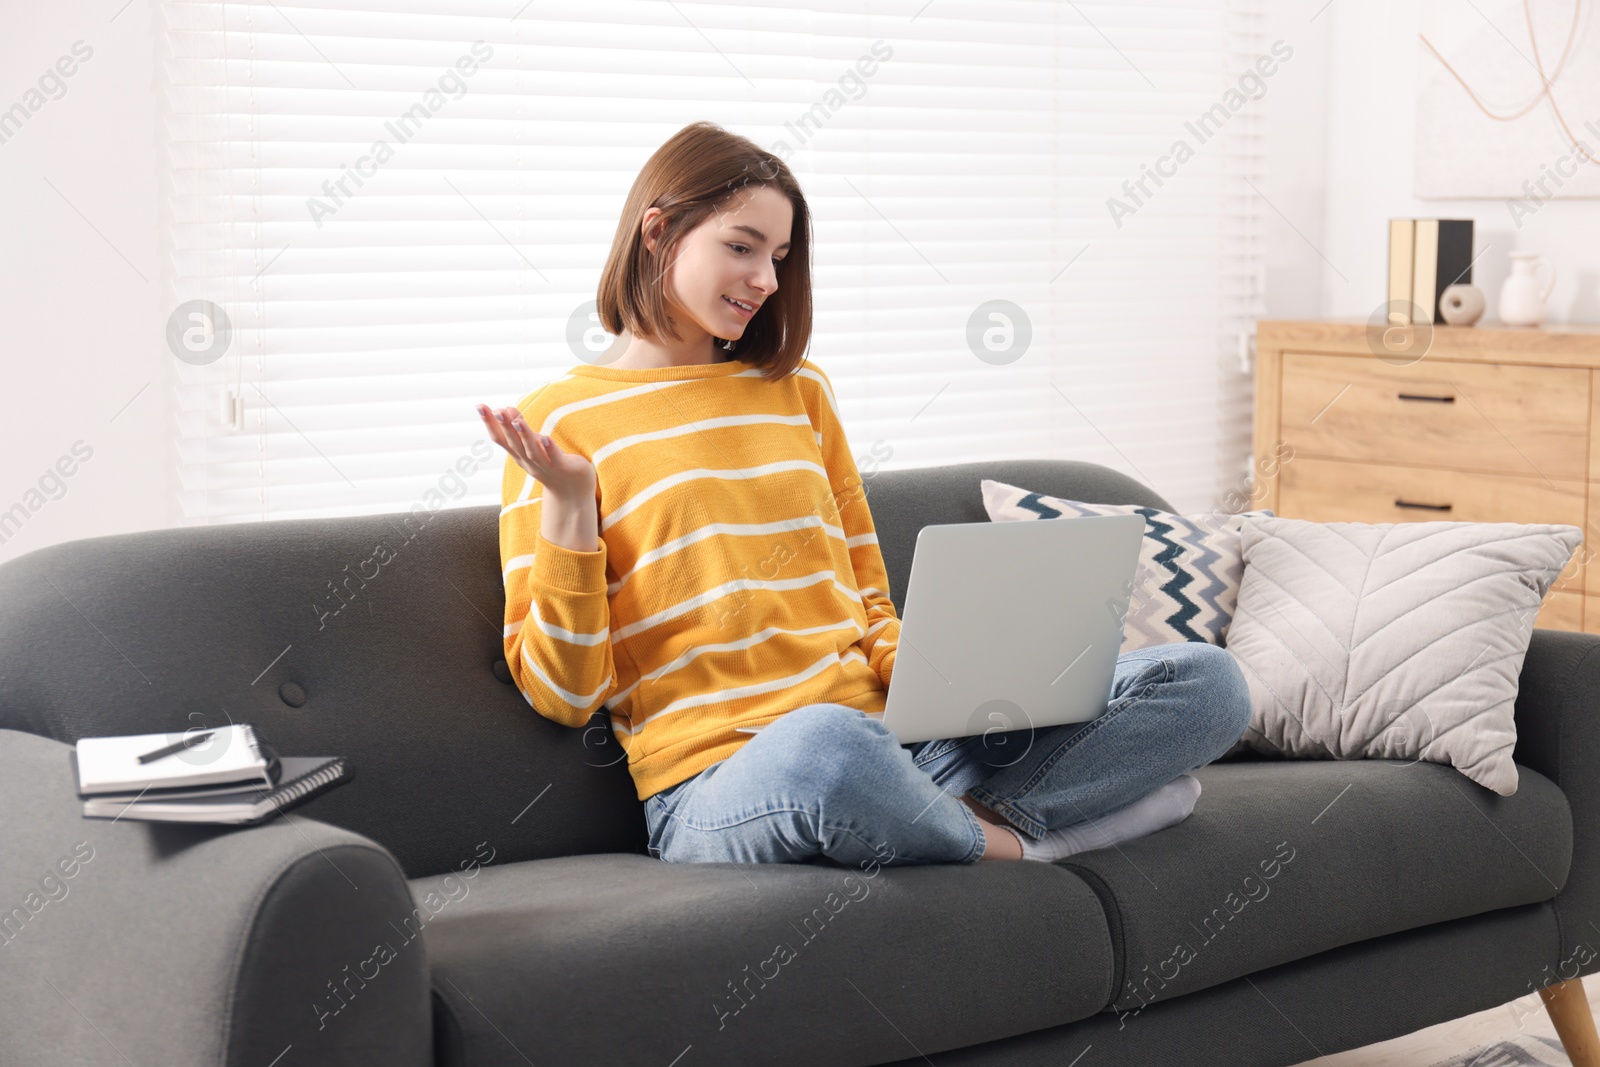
[137,730,215,764]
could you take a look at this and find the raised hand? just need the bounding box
[476,404,596,498]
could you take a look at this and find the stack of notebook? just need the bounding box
[1387,218,1475,325]
[73,723,353,825]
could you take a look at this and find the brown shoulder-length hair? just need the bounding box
[597,121,812,383]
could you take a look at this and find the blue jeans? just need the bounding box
[643,642,1252,867]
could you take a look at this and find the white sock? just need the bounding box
[998,774,1202,863]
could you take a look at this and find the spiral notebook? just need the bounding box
[80,756,354,825]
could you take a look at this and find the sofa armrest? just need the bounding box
[0,729,431,1066]
[1514,629,1600,977]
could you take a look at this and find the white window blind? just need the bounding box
[158,0,1267,525]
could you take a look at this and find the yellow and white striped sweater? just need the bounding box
[499,356,901,801]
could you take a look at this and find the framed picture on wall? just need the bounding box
[1416,0,1600,200]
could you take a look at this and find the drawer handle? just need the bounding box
[1394,498,1453,512]
[1396,392,1455,403]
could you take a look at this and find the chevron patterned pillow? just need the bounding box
[979,478,1273,653]
[1223,515,1582,795]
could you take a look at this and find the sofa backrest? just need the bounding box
[0,459,1170,878]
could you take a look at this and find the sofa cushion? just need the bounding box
[1224,515,1582,797]
[1061,757,1570,1016]
[415,852,1116,1067]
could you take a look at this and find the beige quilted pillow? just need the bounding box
[1223,516,1582,795]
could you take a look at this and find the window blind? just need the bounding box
[158,0,1268,524]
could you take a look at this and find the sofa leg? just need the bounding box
[1540,976,1600,1066]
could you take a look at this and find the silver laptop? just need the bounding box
[738,513,1146,745]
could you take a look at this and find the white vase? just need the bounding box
[1438,283,1486,326]
[1498,251,1556,327]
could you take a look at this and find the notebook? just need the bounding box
[73,723,280,796]
[80,756,354,825]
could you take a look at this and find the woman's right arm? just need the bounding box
[481,403,619,728]
[539,485,600,552]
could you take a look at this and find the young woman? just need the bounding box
[476,121,1252,868]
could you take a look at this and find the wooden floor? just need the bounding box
[1289,974,1599,1066]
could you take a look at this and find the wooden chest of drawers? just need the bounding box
[1253,319,1599,633]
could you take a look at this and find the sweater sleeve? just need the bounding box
[499,451,619,728]
[807,365,901,690]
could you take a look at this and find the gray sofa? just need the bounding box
[1,457,1594,1067]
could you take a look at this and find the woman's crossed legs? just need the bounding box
[644,642,1252,867]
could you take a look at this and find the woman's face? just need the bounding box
[644,184,793,345]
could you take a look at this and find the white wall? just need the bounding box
[0,0,167,566]
[1315,0,1600,324]
[1261,3,1333,323]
